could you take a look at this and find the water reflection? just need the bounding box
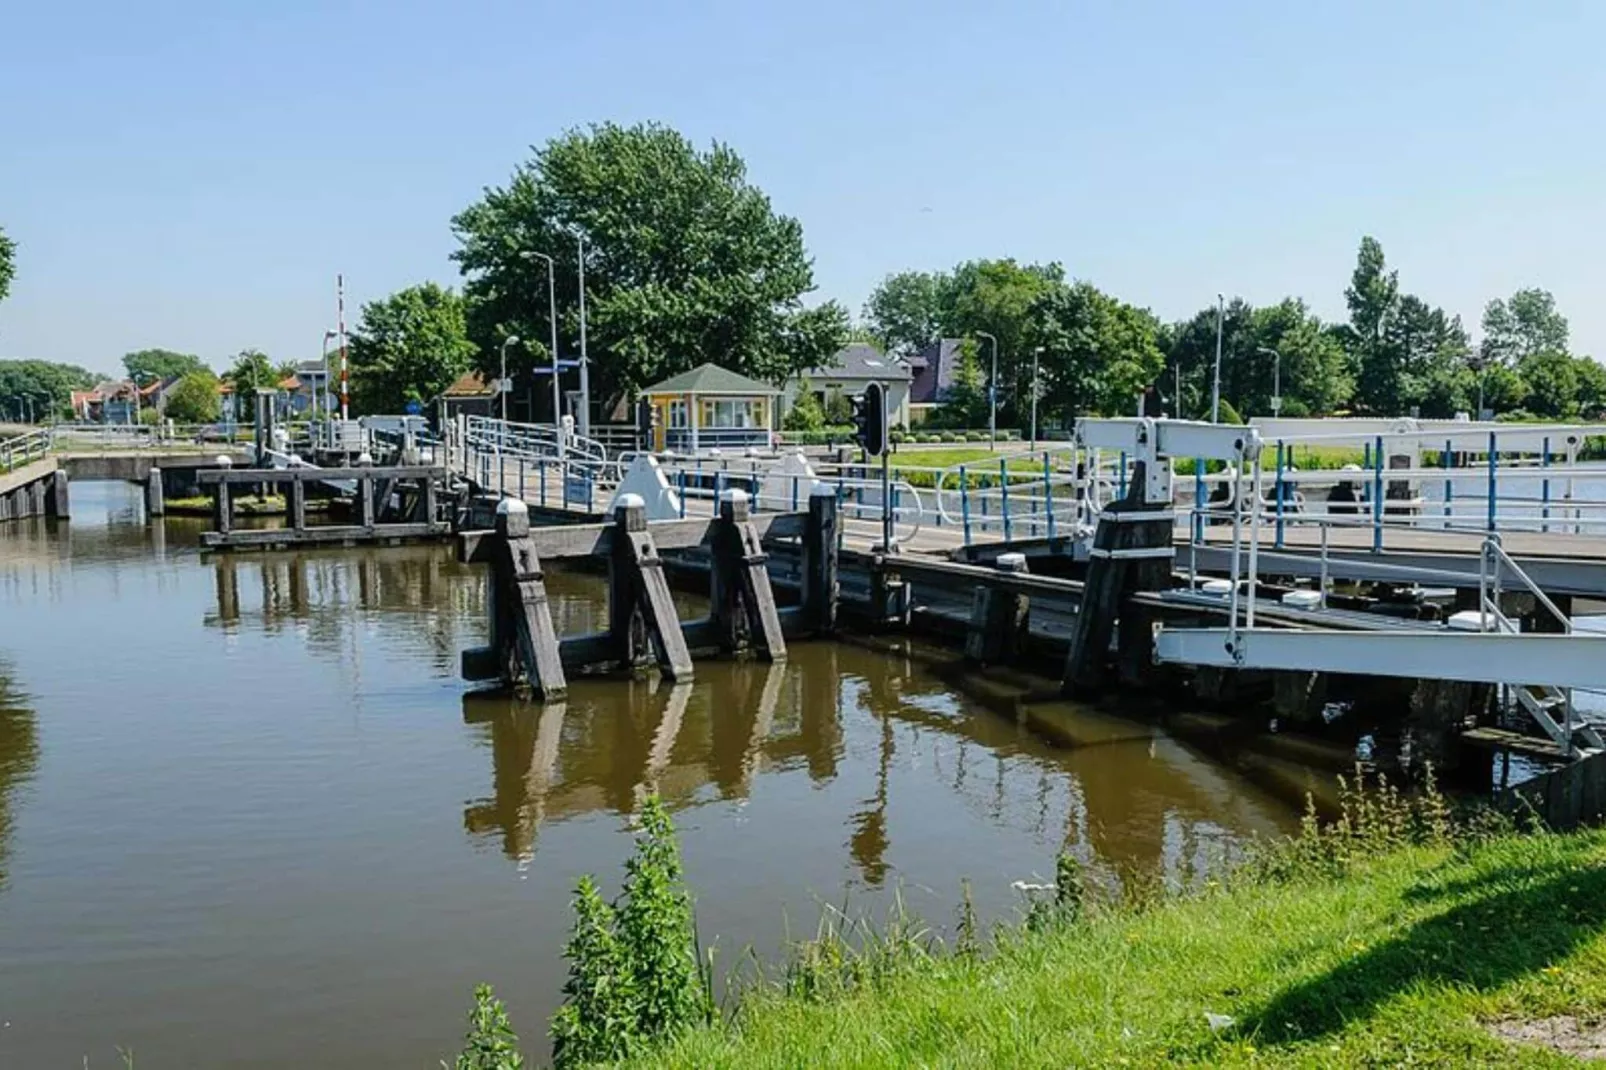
[0,661,40,888]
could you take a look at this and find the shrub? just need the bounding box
[550,878,636,1067]
[455,984,525,1070]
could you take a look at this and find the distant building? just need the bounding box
[438,370,497,421]
[639,363,779,452]
[72,380,140,423]
[781,343,911,427]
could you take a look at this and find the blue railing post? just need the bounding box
[1117,451,1127,499]
[999,458,1012,542]
[1487,431,1498,533]
[677,468,687,518]
[1043,451,1056,540]
[540,461,548,507]
[1372,433,1384,553]
[791,472,799,513]
[1542,435,1551,532]
[1274,440,1285,549]
[1442,439,1453,522]
[980,478,989,532]
[960,465,972,545]
[1193,459,1205,544]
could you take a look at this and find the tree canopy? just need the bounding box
[0,358,96,421]
[223,349,276,393]
[348,282,476,413]
[863,271,944,356]
[452,121,847,416]
[123,348,206,386]
[164,370,221,423]
[0,226,14,308]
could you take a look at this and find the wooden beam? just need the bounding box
[200,522,446,548]
[196,465,447,485]
[457,509,807,564]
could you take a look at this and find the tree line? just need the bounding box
[864,236,1601,428]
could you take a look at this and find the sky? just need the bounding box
[3,0,1604,376]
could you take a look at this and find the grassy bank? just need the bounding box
[620,825,1606,1068]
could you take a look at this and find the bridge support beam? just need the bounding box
[609,495,695,681]
[710,489,787,660]
[966,552,1030,666]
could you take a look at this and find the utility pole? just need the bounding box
[1256,346,1282,416]
[338,274,350,422]
[1174,362,1182,419]
[1211,293,1224,423]
[1030,347,1042,447]
[499,336,521,424]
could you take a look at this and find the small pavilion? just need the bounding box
[639,363,779,452]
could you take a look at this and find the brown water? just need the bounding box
[0,481,1303,1067]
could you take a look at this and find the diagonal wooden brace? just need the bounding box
[713,489,787,660]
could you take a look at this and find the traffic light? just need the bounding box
[636,397,660,446]
[853,381,888,457]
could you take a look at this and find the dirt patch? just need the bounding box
[1489,1016,1606,1060]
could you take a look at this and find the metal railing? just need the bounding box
[0,426,52,473]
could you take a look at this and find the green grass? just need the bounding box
[624,827,1606,1068]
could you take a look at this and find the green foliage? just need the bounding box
[1028,280,1163,419]
[1517,350,1580,418]
[550,795,709,1068]
[551,876,637,1068]
[348,282,476,414]
[164,370,221,423]
[0,358,97,420]
[863,270,944,356]
[122,349,205,387]
[455,983,525,1070]
[934,338,988,427]
[453,122,846,407]
[0,226,13,307]
[1216,397,1244,425]
[223,349,276,393]
[823,387,854,426]
[782,377,825,432]
[136,405,160,426]
[1481,287,1570,366]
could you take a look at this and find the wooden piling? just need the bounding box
[965,552,1030,666]
[288,477,307,532]
[801,486,840,636]
[47,469,69,519]
[146,467,165,518]
[461,498,568,699]
[609,494,695,681]
[1063,461,1174,696]
[710,489,787,660]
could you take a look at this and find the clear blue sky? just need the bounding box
[3,0,1603,375]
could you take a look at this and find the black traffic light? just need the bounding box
[853,381,888,457]
[636,397,659,445]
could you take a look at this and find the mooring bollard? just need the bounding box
[965,552,1030,665]
[711,488,787,660]
[461,497,568,699]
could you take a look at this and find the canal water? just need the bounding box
[0,481,1304,1067]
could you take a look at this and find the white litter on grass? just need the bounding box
[1205,1012,1236,1032]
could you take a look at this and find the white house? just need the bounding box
[782,343,911,427]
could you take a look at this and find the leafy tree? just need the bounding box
[348,282,476,413]
[453,122,846,416]
[1517,350,1580,418]
[1574,357,1606,417]
[863,270,945,355]
[456,984,525,1070]
[1027,281,1163,420]
[823,387,853,426]
[1384,295,1472,417]
[0,359,97,420]
[1244,300,1352,417]
[783,376,825,431]
[1481,288,1569,366]
[941,258,1064,422]
[1479,362,1528,414]
[122,349,205,386]
[934,337,988,427]
[224,349,276,393]
[1345,236,1402,413]
[164,370,221,423]
[0,226,14,307]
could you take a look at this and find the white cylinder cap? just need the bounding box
[617,492,646,509]
[215,455,233,468]
[746,446,760,457]
[810,483,837,497]
[997,552,1028,571]
[719,487,748,504]
[357,452,373,465]
[495,497,529,516]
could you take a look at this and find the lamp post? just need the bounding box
[520,250,561,427]
[1256,345,1282,416]
[498,336,521,424]
[976,331,998,449]
[1030,347,1043,448]
[1211,292,1225,423]
[576,234,591,437]
[319,329,337,442]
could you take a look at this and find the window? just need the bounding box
[700,398,762,428]
[667,399,688,428]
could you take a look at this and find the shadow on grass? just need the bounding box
[1240,850,1606,1048]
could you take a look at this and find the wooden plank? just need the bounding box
[494,533,567,699]
[458,510,807,564]
[200,522,446,548]
[712,493,787,659]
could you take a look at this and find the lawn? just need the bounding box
[626,827,1606,1068]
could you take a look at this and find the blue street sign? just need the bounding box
[404,399,422,415]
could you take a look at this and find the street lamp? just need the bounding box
[1031,347,1043,448]
[499,336,521,424]
[319,329,337,441]
[520,250,561,428]
[1256,346,1282,416]
[1211,293,1225,423]
[975,331,998,450]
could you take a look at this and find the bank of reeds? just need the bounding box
[458,772,1606,1067]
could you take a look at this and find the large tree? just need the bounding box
[1028,281,1163,421]
[863,270,945,356]
[1344,236,1402,413]
[223,349,276,393]
[941,258,1064,422]
[1481,287,1570,366]
[123,348,206,386]
[452,122,847,417]
[0,226,14,307]
[347,282,476,413]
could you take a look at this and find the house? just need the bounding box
[639,363,779,452]
[906,338,967,423]
[438,370,498,421]
[781,343,911,427]
[72,380,140,423]
[280,361,333,418]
